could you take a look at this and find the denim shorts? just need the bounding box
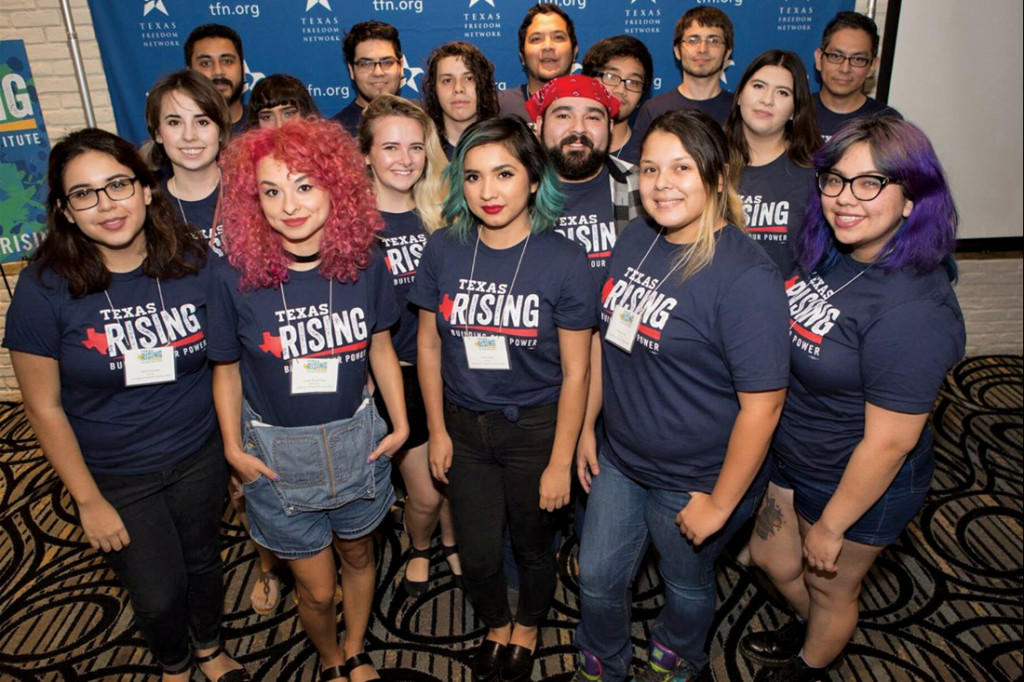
[770,451,933,546]
[241,393,395,560]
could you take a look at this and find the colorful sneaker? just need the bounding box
[631,639,699,682]
[572,649,603,682]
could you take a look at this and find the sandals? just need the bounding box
[402,546,432,596]
[194,645,251,682]
[250,570,281,615]
[320,663,348,682]
[346,652,381,681]
[442,543,463,589]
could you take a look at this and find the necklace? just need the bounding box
[290,251,320,263]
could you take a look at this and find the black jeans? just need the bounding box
[445,401,558,629]
[92,431,228,673]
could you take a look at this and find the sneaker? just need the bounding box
[631,639,699,682]
[752,656,829,682]
[739,620,806,666]
[572,649,603,682]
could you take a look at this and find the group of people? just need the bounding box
[3,6,966,682]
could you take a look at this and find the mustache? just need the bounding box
[559,134,594,151]
[212,78,234,89]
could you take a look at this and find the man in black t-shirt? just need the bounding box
[185,24,249,137]
[497,4,578,121]
[331,21,404,137]
[813,11,901,140]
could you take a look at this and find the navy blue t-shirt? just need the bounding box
[379,210,428,364]
[230,105,249,138]
[497,84,531,121]
[739,153,814,278]
[161,178,223,257]
[3,262,216,475]
[774,257,965,482]
[407,228,598,411]
[331,101,365,139]
[599,221,790,493]
[813,93,901,141]
[206,255,399,427]
[621,88,734,164]
[556,167,617,289]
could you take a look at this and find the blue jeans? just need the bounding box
[92,431,228,673]
[575,455,756,681]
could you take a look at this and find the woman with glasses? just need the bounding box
[724,50,820,277]
[739,117,965,682]
[145,70,230,257]
[410,116,595,682]
[573,109,789,682]
[3,129,248,682]
[422,42,499,159]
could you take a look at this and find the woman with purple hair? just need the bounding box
[739,116,966,682]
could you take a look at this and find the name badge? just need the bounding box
[464,335,511,370]
[290,357,340,394]
[124,346,177,386]
[605,306,639,353]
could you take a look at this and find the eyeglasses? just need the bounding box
[353,57,399,73]
[820,51,873,68]
[595,71,645,94]
[64,177,139,211]
[680,35,726,49]
[816,171,902,201]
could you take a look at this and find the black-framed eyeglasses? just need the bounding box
[64,177,138,211]
[595,71,645,94]
[820,51,873,68]
[353,57,399,73]
[816,171,902,201]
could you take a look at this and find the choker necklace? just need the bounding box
[290,252,320,264]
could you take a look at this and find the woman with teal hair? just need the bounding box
[409,116,597,682]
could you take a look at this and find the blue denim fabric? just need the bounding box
[770,450,932,545]
[241,393,394,560]
[575,455,756,681]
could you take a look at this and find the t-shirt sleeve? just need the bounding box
[205,261,242,362]
[554,245,600,330]
[718,263,791,392]
[860,298,964,413]
[2,269,61,359]
[368,255,399,332]
[406,231,442,312]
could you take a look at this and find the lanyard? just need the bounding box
[279,277,335,356]
[465,229,530,334]
[621,227,685,314]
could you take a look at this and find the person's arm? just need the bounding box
[803,404,929,572]
[576,331,603,492]
[677,387,787,545]
[417,309,452,483]
[10,351,130,552]
[367,329,409,461]
[212,360,278,483]
[539,327,591,511]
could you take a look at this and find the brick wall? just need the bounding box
[0,1,1020,400]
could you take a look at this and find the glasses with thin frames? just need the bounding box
[680,35,726,49]
[820,51,873,68]
[64,177,138,211]
[353,57,399,73]
[596,71,645,94]
[816,171,902,201]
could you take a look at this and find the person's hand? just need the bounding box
[369,426,408,463]
[227,447,278,485]
[228,472,244,500]
[676,492,729,546]
[78,496,131,552]
[428,430,454,483]
[576,429,600,493]
[539,464,571,511]
[803,521,843,573]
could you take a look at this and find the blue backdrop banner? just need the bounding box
[1,39,51,264]
[88,0,853,145]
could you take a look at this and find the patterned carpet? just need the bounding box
[0,355,1021,681]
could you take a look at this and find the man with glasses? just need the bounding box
[620,7,735,163]
[813,11,900,140]
[332,21,404,137]
[581,36,654,162]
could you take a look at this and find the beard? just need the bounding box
[548,134,607,181]
[214,77,245,106]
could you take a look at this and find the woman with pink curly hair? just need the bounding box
[208,116,408,682]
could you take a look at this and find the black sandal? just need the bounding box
[193,645,251,682]
[346,652,380,680]
[401,546,432,596]
[442,543,463,589]
[319,663,349,681]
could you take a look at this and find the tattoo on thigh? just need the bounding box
[755,495,784,540]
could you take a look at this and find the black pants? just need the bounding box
[445,401,559,629]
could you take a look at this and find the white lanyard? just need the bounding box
[105,279,177,386]
[280,278,341,394]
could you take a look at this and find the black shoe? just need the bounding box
[472,640,506,682]
[401,546,432,597]
[498,644,535,682]
[739,620,806,666]
[752,657,829,682]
